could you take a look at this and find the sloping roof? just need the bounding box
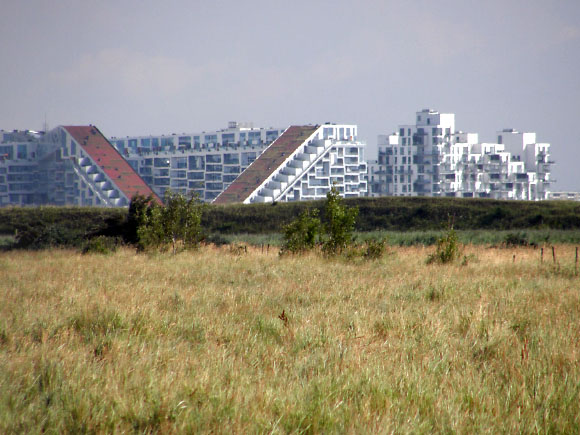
[213,125,318,204]
[62,125,162,204]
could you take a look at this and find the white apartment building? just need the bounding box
[373,109,552,200]
[215,124,367,204]
[0,126,158,207]
[113,122,284,202]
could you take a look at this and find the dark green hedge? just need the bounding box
[203,197,580,234]
[1,197,580,249]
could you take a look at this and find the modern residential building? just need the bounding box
[373,109,552,200]
[0,126,159,207]
[113,122,284,202]
[215,123,367,204]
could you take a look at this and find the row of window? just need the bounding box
[139,153,257,169]
[116,131,279,152]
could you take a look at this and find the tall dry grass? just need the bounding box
[0,244,579,433]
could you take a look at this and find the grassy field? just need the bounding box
[1,244,579,433]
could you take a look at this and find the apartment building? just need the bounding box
[372,109,552,200]
[0,127,158,207]
[215,124,367,204]
[114,122,283,202]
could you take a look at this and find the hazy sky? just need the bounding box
[1,0,579,190]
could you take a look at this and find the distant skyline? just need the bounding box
[1,0,579,190]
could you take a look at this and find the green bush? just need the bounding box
[363,238,387,259]
[427,227,460,264]
[82,236,120,255]
[504,232,529,247]
[131,191,205,253]
[280,209,321,255]
[321,186,358,255]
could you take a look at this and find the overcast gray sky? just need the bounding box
[1,0,579,190]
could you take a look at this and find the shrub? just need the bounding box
[504,232,529,247]
[427,227,460,264]
[363,238,387,259]
[82,236,120,255]
[321,186,358,255]
[280,209,321,255]
[131,191,205,253]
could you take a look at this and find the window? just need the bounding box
[266,130,278,142]
[172,157,187,169]
[205,173,221,181]
[248,132,261,143]
[153,178,170,186]
[206,154,221,163]
[178,136,191,148]
[222,133,235,145]
[204,134,218,144]
[206,182,223,191]
[170,170,186,178]
[154,158,170,167]
[17,145,27,159]
[223,174,238,183]
[206,164,222,172]
[171,179,188,188]
[161,137,174,148]
[188,172,204,180]
[224,153,239,165]
[399,128,405,136]
[189,181,204,189]
[188,156,205,170]
[223,166,240,174]
[154,168,169,177]
[241,152,256,166]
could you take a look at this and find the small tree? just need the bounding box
[321,185,358,255]
[130,191,205,253]
[280,209,321,255]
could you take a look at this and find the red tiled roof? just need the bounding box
[213,125,318,204]
[63,125,162,204]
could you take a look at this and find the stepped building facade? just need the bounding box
[370,109,552,200]
[0,126,159,207]
[215,124,367,204]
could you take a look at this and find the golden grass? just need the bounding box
[0,244,579,433]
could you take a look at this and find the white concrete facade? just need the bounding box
[245,124,367,203]
[115,122,283,202]
[0,127,155,207]
[373,109,552,200]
